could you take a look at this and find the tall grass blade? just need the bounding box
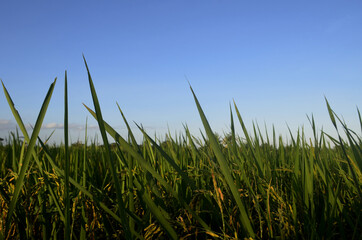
[189,85,255,237]
[64,71,71,240]
[325,99,362,199]
[357,107,362,135]
[1,81,29,140]
[3,78,57,235]
[325,97,337,129]
[233,100,264,178]
[84,104,213,233]
[229,103,238,156]
[115,103,137,234]
[83,56,131,239]
[135,122,196,189]
[1,81,66,234]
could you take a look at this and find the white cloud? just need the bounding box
[1,120,145,133]
[43,123,64,129]
[87,125,99,130]
[40,122,99,131]
[0,119,15,130]
[0,119,10,125]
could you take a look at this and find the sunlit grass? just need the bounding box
[0,61,361,239]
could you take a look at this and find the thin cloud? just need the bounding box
[0,119,10,125]
[0,119,15,130]
[1,120,155,132]
[43,123,64,129]
[40,122,99,131]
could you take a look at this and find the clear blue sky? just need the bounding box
[1,1,361,144]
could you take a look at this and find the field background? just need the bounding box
[0,70,361,239]
[1,1,362,239]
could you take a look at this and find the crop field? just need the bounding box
[0,61,361,239]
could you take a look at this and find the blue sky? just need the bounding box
[0,1,361,144]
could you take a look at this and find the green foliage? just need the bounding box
[0,64,361,239]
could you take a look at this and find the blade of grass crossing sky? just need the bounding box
[1,81,29,140]
[64,71,71,240]
[83,104,172,191]
[233,100,264,179]
[229,104,247,183]
[335,112,362,174]
[135,122,196,190]
[83,56,131,239]
[325,97,337,129]
[190,85,255,238]
[84,104,213,233]
[229,104,238,156]
[358,108,362,136]
[287,125,296,147]
[117,102,140,152]
[337,130,362,200]
[3,79,56,235]
[325,98,362,199]
[2,81,52,174]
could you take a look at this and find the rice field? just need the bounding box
[0,60,361,239]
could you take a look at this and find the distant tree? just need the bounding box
[222,133,233,147]
[71,141,84,147]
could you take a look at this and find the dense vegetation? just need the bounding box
[1,60,361,239]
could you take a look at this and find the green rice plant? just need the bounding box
[83,104,209,238]
[83,57,132,239]
[190,86,255,237]
[0,61,361,239]
[64,71,71,240]
[1,79,56,239]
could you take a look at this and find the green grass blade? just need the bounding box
[37,137,142,225]
[115,103,137,233]
[357,107,362,136]
[80,118,88,240]
[189,85,255,237]
[325,97,337,129]
[116,102,140,152]
[64,71,71,240]
[84,104,213,233]
[287,124,296,147]
[1,81,67,230]
[3,78,57,234]
[83,104,171,190]
[135,179,178,239]
[230,103,238,156]
[233,101,264,178]
[83,56,131,239]
[1,81,30,141]
[325,99,362,199]
[135,122,196,189]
